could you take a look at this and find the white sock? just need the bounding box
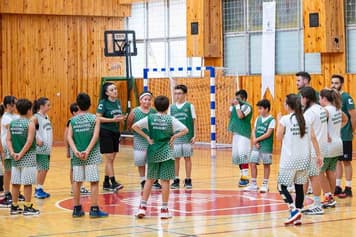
[140,176,145,182]
[263,179,269,185]
[37,184,43,189]
[251,178,257,185]
[346,180,352,187]
[336,179,342,187]
[175,176,180,180]
[242,169,249,177]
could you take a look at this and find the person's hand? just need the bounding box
[255,143,260,149]
[80,151,89,160]
[146,136,153,145]
[190,136,196,144]
[231,98,238,106]
[316,155,323,168]
[36,139,44,146]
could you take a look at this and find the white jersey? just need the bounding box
[304,103,328,157]
[34,112,53,155]
[279,113,312,170]
[1,112,19,147]
[324,105,343,158]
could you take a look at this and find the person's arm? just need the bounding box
[132,117,153,145]
[190,104,197,144]
[310,127,323,167]
[349,109,356,132]
[170,117,188,146]
[64,126,70,158]
[6,128,14,159]
[67,124,81,159]
[126,109,135,130]
[81,117,101,160]
[96,113,121,123]
[236,103,251,119]
[15,120,36,160]
[341,111,349,128]
[255,128,274,143]
[276,113,285,141]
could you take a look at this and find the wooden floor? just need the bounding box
[1,144,356,237]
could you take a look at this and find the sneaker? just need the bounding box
[260,184,269,193]
[302,205,324,215]
[140,180,146,190]
[5,192,12,201]
[89,206,108,218]
[243,184,258,192]
[72,205,85,218]
[18,193,25,201]
[111,182,124,192]
[284,209,302,225]
[0,197,12,208]
[23,204,40,216]
[334,186,343,196]
[160,208,172,219]
[153,180,162,190]
[307,186,313,195]
[10,204,23,215]
[34,188,50,199]
[287,185,295,193]
[322,195,336,208]
[238,176,249,187]
[135,205,147,219]
[103,182,113,191]
[184,178,192,189]
[293,219,302,226]
[80,187,91,195]
[343,187,353,197]
[171,179,180,189]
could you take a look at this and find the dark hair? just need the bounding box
[16,99,33,116]
[174,84,188,94]
[320,88,342,110]
[235,89,248,100]
[285,94,306,138]
[300,87,316,112]
[69,102,79,115]
[256,99,271,111]
[296,71,311,82]
[154,95,169,112]
[76,93,91,111]
[101,82,114,100]
[32,97,49,114]
[0,105,4,117]
[331,74,344,84]
[3,96,17,107]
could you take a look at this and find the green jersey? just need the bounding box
[170,102,195,144]
[341,92,355,141]
[133,107,156,150]
[9,118,36,167]
[70,113,101,166]
[96,98,123,132]
[255,116,274,153]
[228,102,253,138]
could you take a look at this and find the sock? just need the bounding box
[175,176,180,180]
[36,184,43,189]
[346,180,352,187]
[140,176,145,182]
[12,202,18,206]
[263,179,269,185]
[325,192,331,197]
[104,176,109,183]
[242,169,249,177]
[110,176,116,184]
[161,202,168,209]
[251,178,257,185]
[288,203,296,211]
[313,196,321,207]
[24,202,31,207]
[90,205,99,211]
[336,179,342,187]
[140,200,147,207]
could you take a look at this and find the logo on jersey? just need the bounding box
[348,98,354,105]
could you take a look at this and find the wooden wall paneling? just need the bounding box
[186,0,204,57]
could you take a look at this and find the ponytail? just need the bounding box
[0,104,4,117]
[32,97,49,114]
[286,94,306,138]
[320,88,342,110]
[300,87,317,112]
[101,82,114,100]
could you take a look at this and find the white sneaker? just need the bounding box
[243,184,258,192]
[260,184,269,193]
[160,208,172,219]
[307,186,313,195]
[135,206,146,219]
[287,185,295,193]
[302,205,324,215]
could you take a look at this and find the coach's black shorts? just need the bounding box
[99,128,120,154]
[338,141,353,161]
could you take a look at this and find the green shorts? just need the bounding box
[320,157,339,172]
[36,154,50,171]
[147,159,175,180]
[4,159,12,171]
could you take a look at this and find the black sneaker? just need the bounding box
[10,204,23,215]
[103,182,113,191]
[152,180,162,190]
[23,204,40,216]
[184,178,192,189]
[171,178,180,189]
[140,180,146,190]
[18,193,25,201]
[111,182,124,192]
[334,186,343,197]
[344,187,353,197]
[0,196,12,208]
[72,205,85,218]
[5,192,12,201]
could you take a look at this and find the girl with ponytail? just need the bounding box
[276,93,322,225]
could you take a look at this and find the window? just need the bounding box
[346,0,356,72]
[223,0,320,75]
[127,0,200,78]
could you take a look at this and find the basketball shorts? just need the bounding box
[99,128,120,154]
[147,159,175,180]
[249,147,272,165]
[278,169,308,186]
[134,150,147,167]
[173,143,193,158]
[307,155,320,177]
[4,159,12,171]
[232,134,251,165]
[73,164,99,182]
[338,141,353,161]
[320,157,339,172]
[11,166,36,185]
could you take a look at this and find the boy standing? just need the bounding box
[133,95,188,219]
[170,85,197,189]
[228,90,253,187]
[244,99,275,193]
[6,99,40,215]
[67,93,108,218]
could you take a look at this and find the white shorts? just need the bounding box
[11,166,36,185]
[232,134,251,165]
[173,144,193,158]
[250,147,272,165]
[278,169,308,186]
[307,156,320,177]
[134,150,147,167]
[73,165,99,182]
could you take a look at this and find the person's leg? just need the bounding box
[184,157,192,179]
